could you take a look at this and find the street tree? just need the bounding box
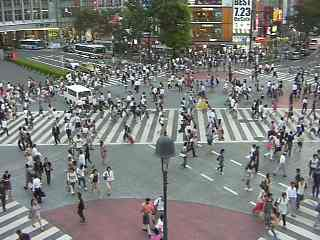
[153,0,192,55]
[291,0,320,35]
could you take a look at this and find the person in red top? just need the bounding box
[141,198,154,237]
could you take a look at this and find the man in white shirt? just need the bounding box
[273,152,287,177]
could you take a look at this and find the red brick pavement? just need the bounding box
[43,199,264,240]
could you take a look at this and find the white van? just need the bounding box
[64,85,92,105]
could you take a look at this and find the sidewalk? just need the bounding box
[43,198,264,240]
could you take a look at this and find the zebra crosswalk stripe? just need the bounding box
[1,109,320,145]
[261,199,320,240]
[0,201,72,240]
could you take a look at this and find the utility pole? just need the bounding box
[249,0,256,55]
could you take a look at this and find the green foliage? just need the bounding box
[73,8,114,37]
[291,0,320,34]
[13,58,69,79]
[121,0,151,43]
[156,1,192,53]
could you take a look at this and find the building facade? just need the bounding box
[188,0,233,44]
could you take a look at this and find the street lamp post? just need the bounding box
[155,135,175,240]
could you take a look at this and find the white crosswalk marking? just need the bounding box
[0,201,72,240]
[1,108,320,145]
[260,199,320,240]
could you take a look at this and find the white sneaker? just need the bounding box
[244,187,248,191]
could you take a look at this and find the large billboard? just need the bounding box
[232,0,253,45]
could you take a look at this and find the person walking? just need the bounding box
[100,141,108,165]
[89,168,100,194]
[278,192,289,228]
[244,162,254,191]
[264,193,274,229]
[141,198,154,238]
[76,165,87,191]
[216,149,225,175]
[51,124,60,145]
[273,152,287,177]
[0,180,6,212]
[102,166,114,196]
[16,230,31,240]
[84,144,92,165]
[296,177,307,209]
[77,192,86,223]
[287,182,297,217]
[30,197,44,230]
[2,170,12,201]
[66,167,78,195]
[43,157,53,185]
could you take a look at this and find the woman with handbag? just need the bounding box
[30,196,44,231]
[102,166,114,196]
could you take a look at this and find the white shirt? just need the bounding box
[79,153,86,166]
[103,170,114,182]
[279,154,286,164]
[287,186,297,198]
[32,177,42,191]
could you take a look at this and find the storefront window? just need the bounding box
[14,0,22,8]
[195,0,222,5]
[24,9,31,20]
[4,10,13,22]
[192,24,223,42]
[15,9,22,21]
[192,8,223,22]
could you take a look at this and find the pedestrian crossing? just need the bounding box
[1,108,319,145]
[258,199,320,240]
[235,69,317,85]
[0,201,71,240]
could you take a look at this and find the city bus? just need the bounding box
[18,39,46,50]
[74,44,107,59]
[93,40,113,57]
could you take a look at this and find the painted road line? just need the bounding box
[211,150,220,155]
[2,220,49,240]
[166,110,175,138]
[223,186,239,196]
[200,173,214,182]
[140,113,156,142]
[32,227,60,240]
[240,122,255,141]
[269,230,296,240]
[55,235,73,240]
[287,213,315,227]
[278,182,289,188]
[257,172,266,178]
[0,207,28,223]
[197,111,207,143]
[286,222,319,240]
[0,215,29,235]
[257,238,266,240]
[303,199,318,206]
[299,205,318,218]
[186,165,192,169]
[0,201,19,213]
[216,109,231,141]
[152,114,163,144]
[224,110,242,140]
[249,201,256,206]
[105,116,126,143]
[116,115,134,143]
[148,144,156,149]
[30,57,71,71]
[230,159,242,166]
[130,116,143,142]
[92,113,112,144]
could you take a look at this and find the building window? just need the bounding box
[33,9,40,19]
[3,0,12,8]
[192,8,223,22]
[24,9,31,20]
[15,9,23,20]
[192,23,223,41]
[4,10,13,21]
[14,0,22,8]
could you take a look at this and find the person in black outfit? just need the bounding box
[84,144,92,165]
[216,149,225,175]
[0,180,6,212]
[52,125,60,144]
[77,192,86,223]
[43,157,52,185]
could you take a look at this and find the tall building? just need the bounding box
[188,0,233,44]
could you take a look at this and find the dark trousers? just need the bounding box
[45,171,51,185]
[281,214,286,226]
[78,209,85,222]
[54,135,60,144]
[313,183,320,198]
[216,164,224,173]
[0,195,6,211]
